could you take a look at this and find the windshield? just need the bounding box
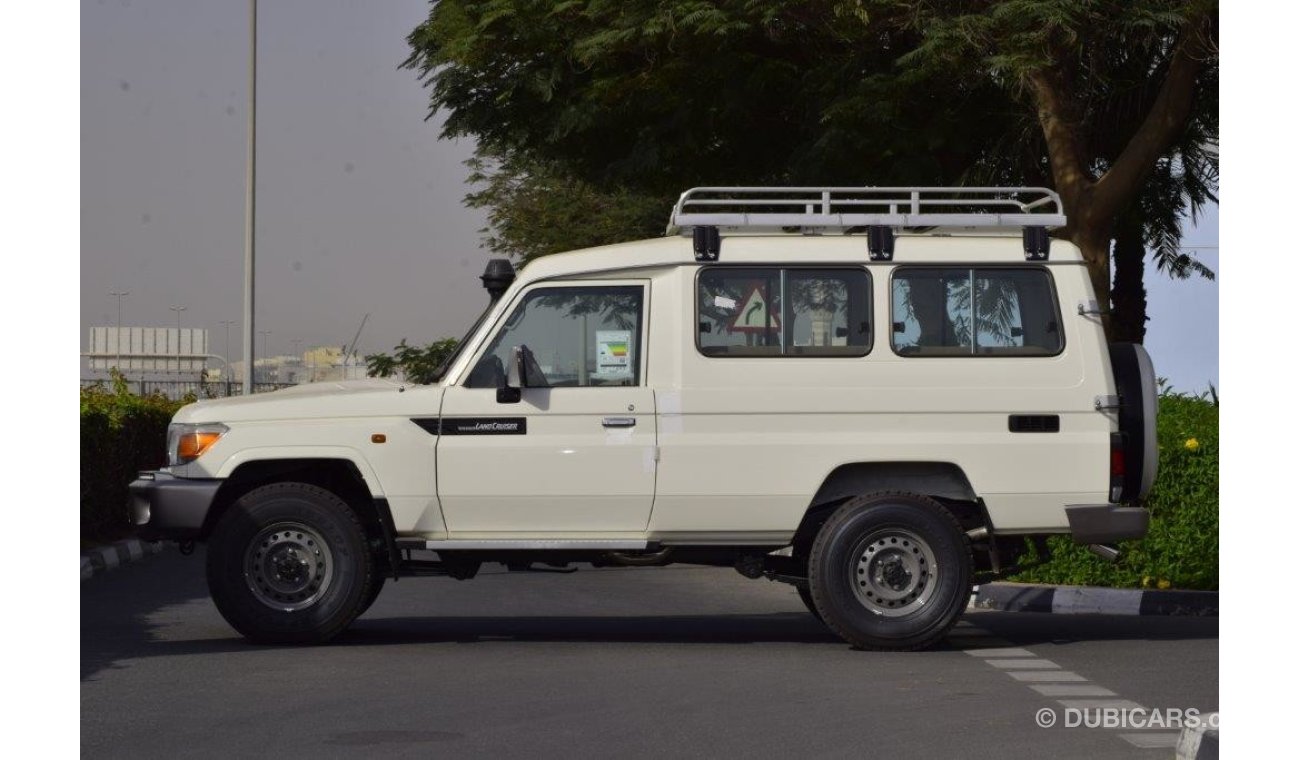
[430,302,495,383]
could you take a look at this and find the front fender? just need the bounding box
[210,446,386,497]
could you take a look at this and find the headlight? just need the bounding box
[167,423,229,467]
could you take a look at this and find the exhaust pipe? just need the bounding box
[1087,544,1120,563]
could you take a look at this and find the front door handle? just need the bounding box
[601,417,637,428]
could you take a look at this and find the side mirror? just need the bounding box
[496,347,525,404]
[497,345,540,403]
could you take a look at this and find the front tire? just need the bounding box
[207,482,374,644]
[808,492,971,651]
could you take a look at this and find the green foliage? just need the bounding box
[365,339,460,384]
[80,371,189,542]
[465,152,667,262]
[1011,390,1219,590]
[406,0,1217,341]
[404,0,1020,224]
[897,0,1219,280]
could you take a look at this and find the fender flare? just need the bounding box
[215,446,386,497]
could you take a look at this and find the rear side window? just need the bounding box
[698,268,872,357]
[891,268,1062,356]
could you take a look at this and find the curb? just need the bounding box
[81,538,165,582]
[1176,714,1219,760]
[973,582,1217,616]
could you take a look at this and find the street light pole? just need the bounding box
[109,290,128,371]
[242,0,258,395]
[220,320,236,375]
[170,305,187,376]
[258,330,271,384]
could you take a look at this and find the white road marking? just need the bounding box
[986,658,1061,669]
[1030,684,1118,697]
[1056,699,1146,711]
[959,624,1215,750]
[1119,733,1181,749]
[964,647,1036,658]
[1006,670,1088,683]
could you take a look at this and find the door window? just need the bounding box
[465,285,644,387]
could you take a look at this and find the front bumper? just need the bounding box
[1065,504,1150,544]
[129,471,222,541]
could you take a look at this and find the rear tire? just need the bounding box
[796,585,823,622]
[809,492,971,650]
[207,482,374,644]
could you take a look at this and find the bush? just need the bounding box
[81,373,189,542]
[1010,389,1219,590]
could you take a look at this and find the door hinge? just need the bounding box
[1094,395,1121,411]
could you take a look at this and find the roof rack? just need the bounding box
[666,186,1066,235]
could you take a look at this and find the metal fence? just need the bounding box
[80,379,297,400]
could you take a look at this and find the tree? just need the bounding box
[897,1,1218,341]
[405,0,1217,340]
[464,151,665,264]
[365,339,460,384]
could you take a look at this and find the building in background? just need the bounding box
[85,326,211,378]
[227,346,367,386]
[84,330,367,398]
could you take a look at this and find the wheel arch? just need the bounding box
[792,462,987,554]
[202,457,399,578]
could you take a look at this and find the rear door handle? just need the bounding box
[602,417,637,428]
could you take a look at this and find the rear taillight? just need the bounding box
[1110,432,1126,502]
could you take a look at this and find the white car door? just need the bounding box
[435,280,656,535]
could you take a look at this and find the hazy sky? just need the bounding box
[81,0,1218,391]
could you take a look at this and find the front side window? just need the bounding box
[891,268,1062,356]
[465,285,643,388]
[698,268,871,357]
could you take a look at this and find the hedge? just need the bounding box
[80,374,188,542]
[80,377,1218,590]
[1010,390,1219,590]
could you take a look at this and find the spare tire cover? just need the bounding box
[1108,343,1158,501]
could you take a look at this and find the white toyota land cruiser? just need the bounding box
[131,186,1157,651]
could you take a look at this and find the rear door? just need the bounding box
[435,280,656,534]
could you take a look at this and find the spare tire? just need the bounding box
[1108,343,1158,501]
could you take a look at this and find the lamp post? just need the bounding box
[169,305,187,375]
[219,320,237,391]
[219,320,236,375]
[109,290,129,371]
[242,0,259,395]
[258,330,271,384]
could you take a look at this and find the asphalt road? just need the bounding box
[82,549,1218,759]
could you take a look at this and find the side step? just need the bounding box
[397,539,651,552]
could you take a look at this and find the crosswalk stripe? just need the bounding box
[1119,733,1181,748]
[1006,670,1087,683]
[1031,684,1118,697]
[987,658,1060,669]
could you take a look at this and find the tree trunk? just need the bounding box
[1110,216,1148,344]
[1071,223,1114,340]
